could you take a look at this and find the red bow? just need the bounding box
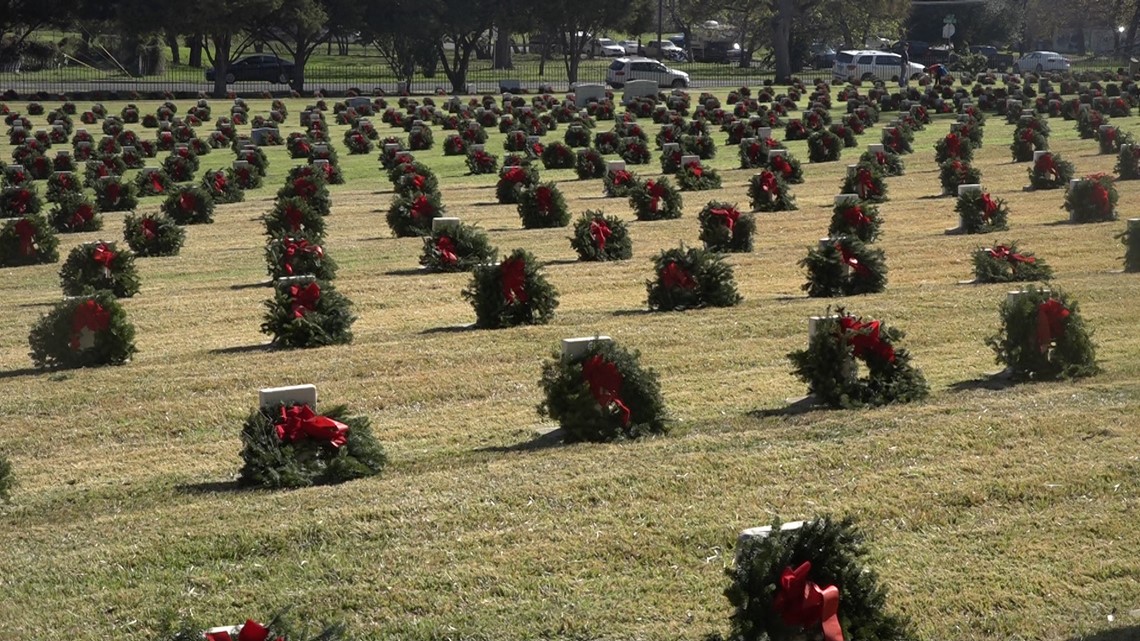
[874,151,887,166]
[980,193,999,220]
[213,172,227,193]
[535,186,553,212]
[770,155,791,178]
[773,562,845,641]
[1091,182,1111,215]
[11,188,31,214]
[179,191,196,212]
[944,133,960,158]
[149,172,164,193]
[748,142,762,159]
[835,243,870,276]
[500,257,528,303]
[410,195,433,220]
[580,354,631,427]
[1036,298,1070,353]
[709,207,740,231]
[1035,153,1058,179]
[69,299,111,350]
[70,203,94,229]
[289,282,321,318]
[687,162,703,177]
[839,315,895,363]
[92,242,116,271]
[646,180,668,212]
[293,177,317,198]
[284,205,304,231]
[141,218,158,241]
[282,238,323,275]
[589,218,611,250]
[988,245,1035,264]
[1106,127,1116,144]
[841,205,870,227]
[14,217,36,255]
[612,169,631,185]
[105,181,121,202]
[1020,127,1035,143]
[275,404,348,448]
[661,261,696,289]
[436,235,457,265]
[504,166,526,183]
[297,141,311,155]
[856,168,876,200]
[411,174,426,190]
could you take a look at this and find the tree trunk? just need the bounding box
[293,45,308,94]
[338,36,349,55]
[1125,2,1140,56]
[494,28,513,69]
[166,31,180,65]
[212,34,232,98]
[188,35,203,68]
[772,0,794,83]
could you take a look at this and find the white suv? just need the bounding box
[606,57,690,89]
[833,49,925,83]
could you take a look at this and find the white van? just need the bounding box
[832,50,925,83]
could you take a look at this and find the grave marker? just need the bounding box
[561,336,612,361]
[259,384,318,410]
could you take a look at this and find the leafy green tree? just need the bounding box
[180,0,282,96]
[360,0,437,86]
[535,0,650,83]
[255,0,342,92]
[424,0,498,93]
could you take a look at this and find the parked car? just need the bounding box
[1013,50,1071,74]
[832,50,925,83]
[619,40,640,55]
[645,40,687,61]
[205,55,294,84]
[606,57,689,88]
[809,45,836,70]
[589,38,626,57]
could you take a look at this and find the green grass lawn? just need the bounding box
[0,90,1139,640]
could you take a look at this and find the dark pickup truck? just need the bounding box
[891,41,953,66]
[967,45,1015,72]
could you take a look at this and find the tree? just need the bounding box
[771,0,822,81]
[180,0,282,96]
[424,0,498,93]
[0,0,73,58]
[255,0,334,92]
[535,0,647,84]
[360,0,437,86]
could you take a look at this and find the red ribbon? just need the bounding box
[411,174,426,190]
[284,205,304,231]
[709,207,740,231]
[535,186,553,212]
[661,261,696,289]
[580,354,631,427]
[179,191,196,212]
[856,168,876,200]
[772,562,845,641]
[14,217,36,255]
[841,205,870,227]
[839,315,895,363]
[504,166,526,183]
[289,282,321,318]
[874,151,887,166]
[69,299,111,350]
[835,243,870,276]
[1035,153,1058,179]
[981,193,999,220]
[213,172,227,193]
[589,218,611,250]
[11,188,31,214]
[1035,298,1070,354]
[436,235,457,265]
[1106,128,1116,144]
[500,257,528,303]
[988,245,1035,264]
[141,218,158,241]
[945,133,960,158]
[275,404,348,448]
[770,155,792,178]
[293,177,317,198]
[150,172,164,193]
[92,242,116,271]
[1020,128,1035,143]
[687,162,703,177]
[410,195,433,220]
[282,238,323,275]
[70,203,94,229]
[646,180,668,212]
[612,169,631,185]
[1091,182,1110,215]
[105,181,121,203]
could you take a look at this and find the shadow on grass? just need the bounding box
[383,267,428,276]
[748,394,826,418]
[475,427,567,453]
[229,281,271,290]
[917,193,950,200]
[176,479,257,495]
[0,367,44,380]
[421,323,478,334]
[612,308,652,316]
[18,300,56,308]
[471,201,505,208]
[948,370,1021,392]
[542,258,582,267]
[1069,626,1140,641]
[209,343,272,355]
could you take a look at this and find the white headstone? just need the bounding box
[622,79,658,105]
[251,128,271,145]
[347,96,371,111]
[867,143,884,154]
[561,336,612,361]
[818,237,834,252]
[767,149,787,159]
[574,83,606,108]
[1033,150,1050,162]
[755,127,772,139]
[662,142,680,154]
[957,184,983,197]
[432,217,460,232]
[846,164,859,178]
[1068,178,1081,191]
[680,154,699,167]
[259,384,318,410]
[835,193,860,206]
[606,160,626,172]
[739,520,805,544]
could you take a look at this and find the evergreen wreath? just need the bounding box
[27,292,136,369]
[676,160,723,191]
[60,241,140,298]
[466,148,499,175]
[386,192,445,237]
[0,214,59,266]
[3,164,33,188]
[441,133,468,156]
[698,201,756,253]
[48,196,102,234]
[839,165,888,203]
[619,137,652,164]
[84,158,123,188]
[239,402,386,489]
[934,131,972,163]
[858,148,904,177]
[748,171,796,212]
[503,129,528,152]
[537,340,668,442]
[93,177,139,212]
[161,186,215,225]
[1064,174,1118,223]
[161,153,197,182]
[392,165,441,199]
[266,233,338,280]
[738,138,775,169]
[681,134,717,159]
[828,201,882,243]
[134,169,173,197]
[516,183,571,229]
[972,243,1053,283]
[419,223,497,272]
[958,120,984,149]
[287,132,315,158]
[1097,125,1130,155]
[1027,151,1074,190]
[233,163,263,190]
[1076,108,1106,140]
[123,212,185,257]
[829,123,857,148]
[0,185,43,217]
[939,160,982,196]
[768,153,804,184]
[646,245,742,311]
[629,177,684,221]
[788,310,928,408]
[278,170,331,216]
[807,130,842,162]
[660,147,683,174]
[200,168,245,203]
[574,148,605,180]
[261,277,356,348]
[726,515,917,641]
[604,167,638,197]
[541,141,576,169]
[1117,220,1140,272]
[496,164,539,204]
[46,171,84,202]
[1010,126,1048,162]
[987,286,1099,380]
[800,236,887,297]
[880,126,912,155]
[462,248,559,328]
[343,128,374,155]
[407,127,434,150]
[264,197,326,240]
[569,210,632,261]
[955,189,1010,233]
